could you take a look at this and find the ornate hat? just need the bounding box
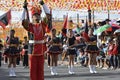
[31,4,42,16]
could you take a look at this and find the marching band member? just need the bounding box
[66,29,77,74]
[48,29,62,75]
[4,29,20,76]
[83,28,99,73]
[22,0,50,80]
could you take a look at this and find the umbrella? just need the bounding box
[106,24,120,32]
[94,24,111,34]
[117,20,120,23]
[112,24,120,28]
[117,18,120,23]
[111,24,120,31]
[114,29,120,34]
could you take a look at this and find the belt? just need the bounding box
[69,48,75,50]
[24,49,28,51]
[9,44,17,47]
[31,54,43,56]
[29,40,45,44]
[87,42,97,45]
[52,43,60,46]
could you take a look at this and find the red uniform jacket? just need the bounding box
[27,22,46,56]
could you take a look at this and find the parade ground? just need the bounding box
[0,61,120,80]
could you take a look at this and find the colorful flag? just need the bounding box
[46,8,52,33]
[85,18,88,34]
[82,18,89,41]
[0,10,11,29]
[63,14,68,29]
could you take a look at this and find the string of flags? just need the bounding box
[0,0,120,12]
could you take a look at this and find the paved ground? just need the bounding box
[0,61,120,80]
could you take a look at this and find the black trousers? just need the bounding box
[23,55,28,66]
[117,54,120,68]
[109,55,118,68]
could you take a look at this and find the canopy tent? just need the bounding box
[0,0,120,11]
